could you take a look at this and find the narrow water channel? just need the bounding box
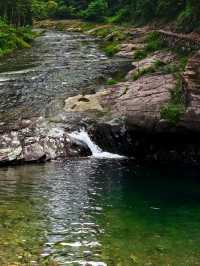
[1,30,200,266]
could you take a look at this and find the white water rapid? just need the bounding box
[68,130,125,159]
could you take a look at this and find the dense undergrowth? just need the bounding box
[0,19,37,57]
[30,0,200,33]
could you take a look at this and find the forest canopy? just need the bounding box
[0,0,200,31]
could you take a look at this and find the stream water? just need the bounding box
[1,30,200,266]
[0,30,130,128]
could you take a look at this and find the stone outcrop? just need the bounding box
[0,118,90,165]
[126,51,176,80]
[97,74,176,130]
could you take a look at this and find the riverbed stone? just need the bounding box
[64,94,104,112]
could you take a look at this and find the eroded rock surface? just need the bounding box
[182,50,200,130]
[126,51,176,80]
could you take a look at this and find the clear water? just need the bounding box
[0,30,130,127]
[0,160,200,266]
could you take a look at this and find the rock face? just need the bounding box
[126,51,176,80]
[182,50,200,130]
[99,74,176,129]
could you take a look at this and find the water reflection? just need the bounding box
[0,161,200,265]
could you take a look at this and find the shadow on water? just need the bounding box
[0,160,200,265]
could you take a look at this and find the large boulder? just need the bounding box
[100,74,176,129]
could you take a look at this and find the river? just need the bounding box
[0,30,130,129]
[0,30,200,266]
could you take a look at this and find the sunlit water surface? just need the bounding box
[0,160,200,266]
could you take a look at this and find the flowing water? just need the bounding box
[68,130,125,159]
[0,30,130,128]
[1,30,200,266]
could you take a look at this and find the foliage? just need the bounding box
[0,0,32,26]
[102,42,119,57]
[106,78,118,85]
[134,32,166,60]
[1,0,199,32]
[81,0,108,22]
[0,19,36,57]
[107,8,130,24]
[160,103,185,124]
[161,77,185,124]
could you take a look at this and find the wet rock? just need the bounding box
[0,132,22,163]
[23,142,46,162]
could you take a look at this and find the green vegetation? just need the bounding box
[161,77,186,124]
[134,32,166,60]
[102,42,119,57]
[106,78,118,85]
[1,0,200,32]
[81,0,108,22]
[0,19,37,57]
[30,0,200,32]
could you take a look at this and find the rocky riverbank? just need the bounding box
[1,19,200,165]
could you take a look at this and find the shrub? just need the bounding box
[160,103,185,124]
[0,19,36,57]
[106,78,118,85]
[81,0,108,22]
[134,32,165,60]
[145,32,165,53]
[102,42,119,56]
[160,76,185,124]
[107,8,130,24]
[52,5,77,19]
[177,3,197,32]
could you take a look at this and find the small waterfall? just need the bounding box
[68,130,125,159]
